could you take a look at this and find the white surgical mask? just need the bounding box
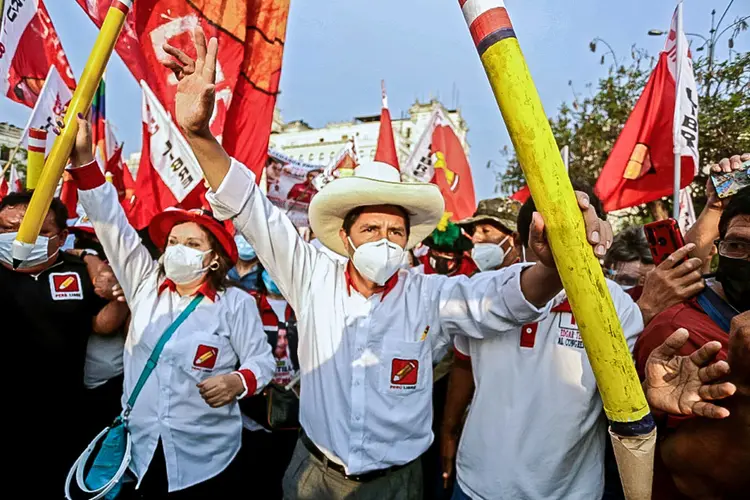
[471,236,511,272]
[0,232,58,269]
[348,237,405,286]
[163,244,213,285]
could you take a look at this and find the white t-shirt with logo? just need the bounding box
[454,279,643,500]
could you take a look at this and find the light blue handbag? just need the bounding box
[66,295,204,500]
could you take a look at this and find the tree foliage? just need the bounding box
[495,45,750,222]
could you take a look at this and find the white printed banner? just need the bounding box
[665,6,699,171]
[140,80,202,202]
[21,66,72,155]
[266,149,324,228]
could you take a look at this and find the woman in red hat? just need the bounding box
[65,116,276,499]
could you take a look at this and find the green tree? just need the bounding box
[496,47,750,222]
[0,145,28,183]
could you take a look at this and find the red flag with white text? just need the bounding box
[0,0,76,107]
[594,7,699,211]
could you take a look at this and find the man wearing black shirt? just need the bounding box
[0,192,128,498]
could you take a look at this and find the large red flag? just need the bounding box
[75,0,244,140]
[223,0,291,177]
[595,8,699,212]
[0,0,76,107]
[403,110,477,220]
[76,0,289,165]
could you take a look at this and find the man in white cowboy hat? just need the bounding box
[161,29,613,499]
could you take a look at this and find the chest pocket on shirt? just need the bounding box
[379,339,428,395]
[170,317,233,382]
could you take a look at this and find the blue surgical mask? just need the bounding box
[262,269,282,296]
[234,234,256,261]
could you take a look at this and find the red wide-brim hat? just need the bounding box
[149,207,238,264]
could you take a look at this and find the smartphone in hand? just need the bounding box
[644,219,687,266]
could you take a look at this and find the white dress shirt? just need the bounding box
[453,280,644,499]
[70,162,275,492]
[206,159,550,475]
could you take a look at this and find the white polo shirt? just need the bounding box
[453,279,643,500]
[206,159,551,475]
[70,161,276,492]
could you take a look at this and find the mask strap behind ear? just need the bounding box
[521,246,526,263]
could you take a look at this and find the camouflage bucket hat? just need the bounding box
[457,197,522,233]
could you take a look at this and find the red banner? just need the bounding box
[594,53,696,211]
[430,124,476,221]
[222,0,291,176]
[1,0,75,107]
[76,0,289,174]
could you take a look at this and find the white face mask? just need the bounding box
[0,232,58,269]
[348,237,405,286]
[471,236,511,272]
[163,244,213,285]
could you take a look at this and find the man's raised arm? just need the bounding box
[161,28,326,311]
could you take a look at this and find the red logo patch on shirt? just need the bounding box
[193,344,219,370]
[390,358,419,386]
[49,272,83,300]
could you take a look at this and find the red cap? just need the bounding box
[149,208,238,264]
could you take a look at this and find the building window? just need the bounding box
[370,151,375,159]
[298,155,304,161]
[330,152,335,159]
[319,152,325,161]
[308,153,314,161]
[342,135,348,140]
[405,128,411,139]
[319,138,325,143]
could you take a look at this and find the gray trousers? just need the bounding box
[282,438,423,500]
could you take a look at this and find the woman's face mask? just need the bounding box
[163,244,215,285]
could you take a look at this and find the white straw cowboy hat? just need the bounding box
[309,161,445,256]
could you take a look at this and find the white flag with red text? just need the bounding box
[20,66,73,156]
[140,81,203,202]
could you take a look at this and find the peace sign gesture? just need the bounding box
[162,27,218,136]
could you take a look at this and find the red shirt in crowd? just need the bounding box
[634,298,729,500]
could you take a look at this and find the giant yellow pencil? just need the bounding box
[459,0,654,496]
[25,128,47,190]
[11,0,132,267]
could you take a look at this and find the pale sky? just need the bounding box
[1,0,747,200]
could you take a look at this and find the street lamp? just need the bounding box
[647,1,748,95]
[589,37,618,66]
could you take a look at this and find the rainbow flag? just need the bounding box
[91,78,107,159]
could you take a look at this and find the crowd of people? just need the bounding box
[1,29,747,500]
